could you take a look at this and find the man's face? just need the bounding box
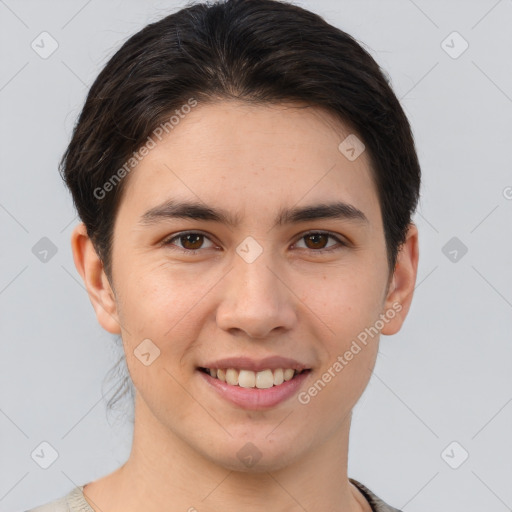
[94,101,410,471]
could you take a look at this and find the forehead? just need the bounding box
[117,100,380,226]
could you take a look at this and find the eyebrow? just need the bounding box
[138,199,369,228]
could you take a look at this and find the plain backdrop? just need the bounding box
[1,1,511,511]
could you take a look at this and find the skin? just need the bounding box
[71,100,419,512]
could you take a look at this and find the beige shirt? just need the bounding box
[26,478,402,512]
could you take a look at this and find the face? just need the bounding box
[73,100,418,473]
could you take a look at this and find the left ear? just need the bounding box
[380,223,419,335]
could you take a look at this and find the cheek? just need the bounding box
[298,273,383,413]
[118,258,203,327]
[114,268,204,421]
[300,260,386,329]
[296,261,386,387]
[114,263,206,383]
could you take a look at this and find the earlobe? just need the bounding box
[70,223,122,335]
[380,223,419,336]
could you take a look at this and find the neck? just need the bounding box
[83,393,369,512]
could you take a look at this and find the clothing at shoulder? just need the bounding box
[26,480,401,512]
[25,485,93,512]
[350,478,403,512]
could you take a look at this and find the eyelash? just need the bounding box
[161,230,347,255]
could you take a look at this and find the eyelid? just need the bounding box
[161,230,219,250]
[292,230,348,251]
[162,230,348,253]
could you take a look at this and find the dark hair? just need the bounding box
[60,0,421,417]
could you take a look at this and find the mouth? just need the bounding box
[196,355,313,410]
[196,365,312,410]
[197,367,312,389]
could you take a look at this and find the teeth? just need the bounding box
[204,367,306,389]
[226,368,238,386]
[283,368,295,381]
[238,370,256,388]
[273,368,284,386]
[255,369,274,389]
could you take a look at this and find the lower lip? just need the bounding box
[197,369,311,410]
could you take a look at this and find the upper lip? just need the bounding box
[198,356,311,372]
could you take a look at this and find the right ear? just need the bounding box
[70,222,122,335]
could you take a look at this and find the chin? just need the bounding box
[218,453,297,474]
[201,436,301,473]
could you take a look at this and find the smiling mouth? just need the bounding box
[198,367,311,389]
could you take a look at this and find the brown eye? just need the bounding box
[163,231,215,253]
[179,233,204,250]
[294,231,345,252]
[304,233,329,250]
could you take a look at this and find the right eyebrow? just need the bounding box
[138,199,369,229]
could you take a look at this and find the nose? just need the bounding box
[215,247,297,339]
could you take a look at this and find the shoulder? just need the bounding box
[25,495,69,512]
[25,485,92,512]
[349,478,403,512]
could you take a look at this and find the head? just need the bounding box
[66,0,420,471]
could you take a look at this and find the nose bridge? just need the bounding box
[215,238,296,337]
[232,238,282,305]
[239,251,276,296]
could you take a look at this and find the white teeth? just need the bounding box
[238,370,256,388]
[204,367,306,388]
[273,368,284,386]
[255,369,274,389]
[283,368,295,381]
[226,368,239,386]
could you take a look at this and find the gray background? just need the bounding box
[1,0,511,511]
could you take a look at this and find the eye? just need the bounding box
[293,231,346,253]
[161,230,347,255]
[162,231,217,253]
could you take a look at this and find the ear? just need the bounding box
[380,223,419,335]
[70,223,122,335]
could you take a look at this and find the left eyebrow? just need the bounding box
[138,199,369,229]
